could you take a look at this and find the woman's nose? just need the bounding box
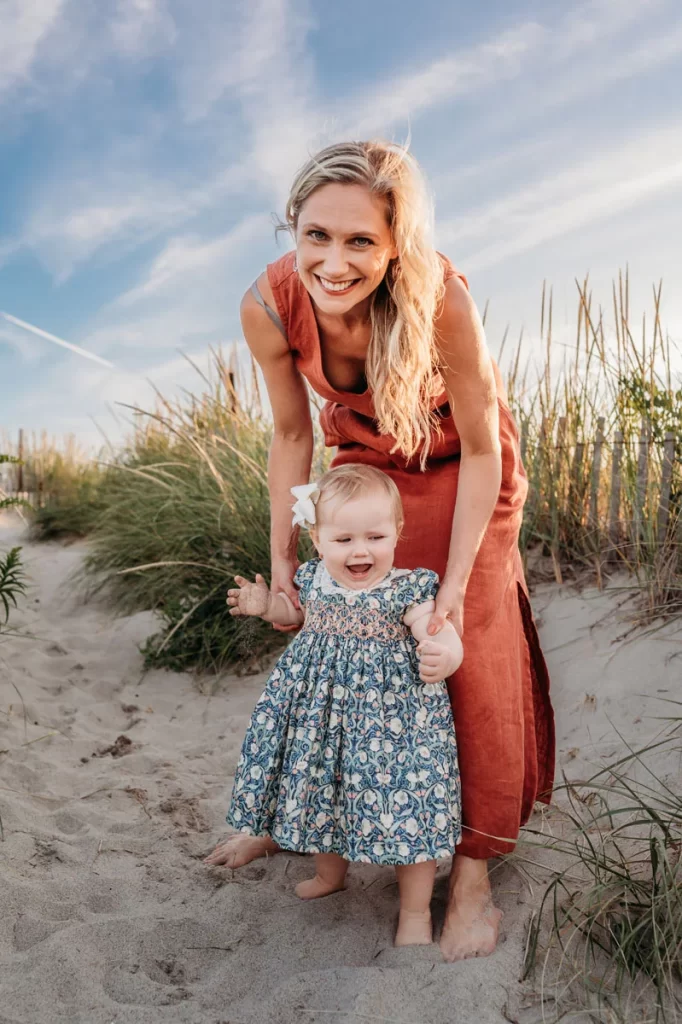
[322,245,350,278]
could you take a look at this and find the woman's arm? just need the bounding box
[430,276,502,636]
[240,273,314,608]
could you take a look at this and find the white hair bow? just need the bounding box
[291,482,320,528]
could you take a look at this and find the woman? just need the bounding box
[207,141,554,961]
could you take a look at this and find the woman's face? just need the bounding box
[295,183,398,316]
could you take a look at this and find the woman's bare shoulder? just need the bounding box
[240,270,277,310]
[435,275,486,363]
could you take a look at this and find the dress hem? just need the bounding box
[226,823,461,866]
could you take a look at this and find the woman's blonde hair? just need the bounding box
[313,464,404,534]
[284,141,446,468]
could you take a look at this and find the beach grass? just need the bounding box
[520,702,682,1022]
[504,273,681,621]
[64,352,325,672]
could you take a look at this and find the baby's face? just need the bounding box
[312,490,399,590]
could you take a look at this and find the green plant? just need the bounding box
[0,547,27,629]
[506,273,681,621]
[521,705,682,1022]
[78,352,323,673]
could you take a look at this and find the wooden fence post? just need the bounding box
[658,430,676,543]
[570,440,585,526]
[589,417,605,530]
[633,416,651,545]
[17,429,24,494]
[609,430,623,551]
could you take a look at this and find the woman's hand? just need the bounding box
[270,556,301,634]
[427,576,465,639]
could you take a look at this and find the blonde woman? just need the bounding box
[207,141,554,960]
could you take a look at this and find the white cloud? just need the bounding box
[0,323,43,364]
[11,159,252,282]
[110,0,177,56]
[112,214,270,307]
[7,347,222,444]
[346,21,546,137]
[341,0,671,137]
[0,0,65,100]
[175,0,322,203]
[438,119,682,271]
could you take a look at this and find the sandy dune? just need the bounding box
[0,512,679,1024]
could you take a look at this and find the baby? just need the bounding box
[207,464,463,946]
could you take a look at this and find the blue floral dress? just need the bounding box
[227,559,461,865]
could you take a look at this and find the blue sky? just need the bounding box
[1,0,682,450]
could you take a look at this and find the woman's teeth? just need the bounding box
[318,276,358,293]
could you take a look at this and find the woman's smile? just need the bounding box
[315,274,362,296]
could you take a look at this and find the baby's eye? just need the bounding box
[369,535,384,541]
[336,538,351,544]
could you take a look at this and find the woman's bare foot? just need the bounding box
[203,833,280,868]
[295,852,348,900]
[395,909,433,947]
[440,855,503,961]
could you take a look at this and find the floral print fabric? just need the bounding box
[227,559,461,864]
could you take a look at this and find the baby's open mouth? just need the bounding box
[347,564,372,577]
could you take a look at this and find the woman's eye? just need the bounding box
[353,237,373,247]
[308,229,326,241]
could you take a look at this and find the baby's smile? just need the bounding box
[346,562,373,579]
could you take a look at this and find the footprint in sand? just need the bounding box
[13,914,74,952]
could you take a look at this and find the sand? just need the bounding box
[0,511,679,1024]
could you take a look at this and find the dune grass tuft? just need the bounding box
[70,353,324,673]
[521,703,682,1022]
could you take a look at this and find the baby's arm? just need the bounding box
[404,601,463,682]
[227,575,305,627]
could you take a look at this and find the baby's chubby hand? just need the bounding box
[416,639,461,683]
[227,574,271,618]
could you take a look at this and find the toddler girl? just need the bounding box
[207,464,463,946]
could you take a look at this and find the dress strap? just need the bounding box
[250,281,287,338]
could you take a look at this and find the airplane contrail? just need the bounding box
[0,311,115,369]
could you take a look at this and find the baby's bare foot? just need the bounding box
[295,874,346,900]
[395,909,433,946]
[203,834,279,868]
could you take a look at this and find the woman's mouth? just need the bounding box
[316,275,361,296]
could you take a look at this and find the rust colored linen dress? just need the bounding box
[264,250,555,859]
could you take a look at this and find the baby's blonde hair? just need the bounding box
[284,140,446,469]
[313,464,404,533]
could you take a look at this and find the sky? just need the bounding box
[1,0,682,451]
